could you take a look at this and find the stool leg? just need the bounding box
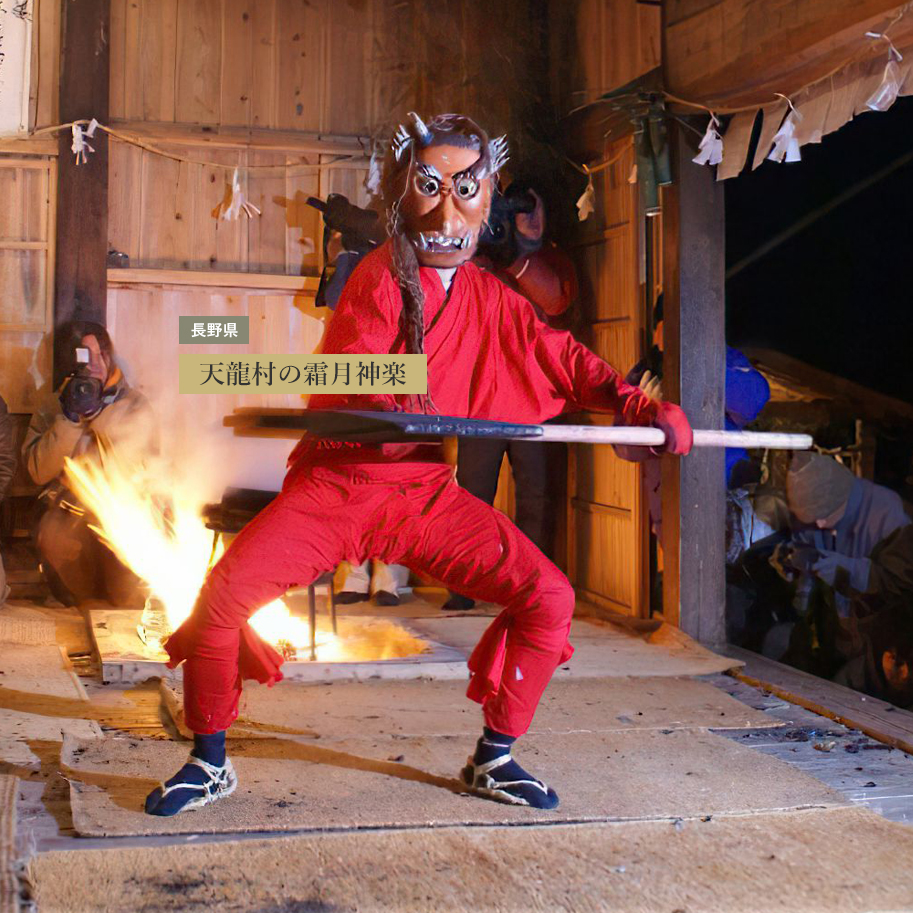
[308,585,317,661]
[329,580,338,635]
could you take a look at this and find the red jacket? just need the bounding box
[291,240,658,469]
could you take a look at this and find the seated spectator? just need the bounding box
[22,321,158,606]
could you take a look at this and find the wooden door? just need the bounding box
[568,137,648,616]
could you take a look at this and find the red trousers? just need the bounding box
[165,460,575,737]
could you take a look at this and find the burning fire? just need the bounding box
[64,447,335,660]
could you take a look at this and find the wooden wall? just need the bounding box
[101,0,553,272]
[107,0,548,138]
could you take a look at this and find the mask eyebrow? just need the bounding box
[464,151,490,180]
[415,162,444,181]
[451,167,478,184]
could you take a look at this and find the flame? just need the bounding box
[63,447,335,659]
[249,599,335,657]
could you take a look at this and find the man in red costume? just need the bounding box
[145,113,692,816]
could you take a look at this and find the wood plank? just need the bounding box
[175,0,221,124]
[574,443,637,511]
[55,0,110,382]
[108,0,127,119]
[660,124,726,644]
[745,347,913,425]
[603,0,639,89]
[571,503,636,610]
[369,0,414,127]
[122,0,143,120]
[664,0,722,29]
[250,0,277,128]
[140,0,178,122]
[221,0,255,127]
[108,120,367,155]
[637,2,662,76]
[34,0,61,127]
[274,0,325,132]
[107,139,144,264]
[0,136,57,155]
[324,0,372,135]
[577,0,605,100]
[107,268,320,292]
[0,250,47,326]
[285,156,322,276]
[723,645,913,755]
[246,149,289,273]
[137,148,195,269]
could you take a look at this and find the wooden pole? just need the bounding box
[660,123,727,646]
[520,427,811,449]
[54,0,110,386]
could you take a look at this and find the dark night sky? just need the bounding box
[725,95,913,404]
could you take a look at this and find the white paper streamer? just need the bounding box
[576,175,595,221]
[692,114,723,166]
[364,147,382,196]
[864,31,905,112]
[217,167,261,221]
[71,118,99,165]
[767,98,803,163]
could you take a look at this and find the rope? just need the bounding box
[28,120,370,175]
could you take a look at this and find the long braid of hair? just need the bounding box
[386,153,436,413]
[391,228,425,361]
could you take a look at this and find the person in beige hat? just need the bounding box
[778,451,913,705]
[785,452,908,603]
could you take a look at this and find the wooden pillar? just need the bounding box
[54,0,109,384]
[660,123,727,645]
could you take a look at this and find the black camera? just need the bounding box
[60,347,104,419]
[307,194,382,255]
[62,375,104,418]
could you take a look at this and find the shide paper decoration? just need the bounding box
[767,95,803,164]
[71,118,99,165]
[576,172,595,221]
[692,114,723,167]
[213,167,261,221]
[864,31,905,112]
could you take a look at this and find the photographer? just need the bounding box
[739,453,913,705]
[22,321,158,606]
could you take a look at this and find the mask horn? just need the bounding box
[391,124,412,162]
[409,111,433,147]
[488,135,510,174]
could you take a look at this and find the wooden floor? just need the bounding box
[711,673,913,826]
[12,627,913,853]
